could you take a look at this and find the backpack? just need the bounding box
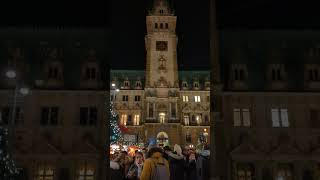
[151,159,169,180]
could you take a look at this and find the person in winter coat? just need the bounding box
[140,145,170,180]
[196,145,210,180]
[110,152,126,180]
[168,144,185,180]
[185,152,197,180]
[126,151,144,180]
[163,145,171,160]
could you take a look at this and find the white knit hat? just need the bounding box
[174,144,182,155]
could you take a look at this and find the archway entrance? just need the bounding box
[157,132,169,147]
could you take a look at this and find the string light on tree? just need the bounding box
[0,114,19,179]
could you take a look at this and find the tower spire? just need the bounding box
[150,0,173,16]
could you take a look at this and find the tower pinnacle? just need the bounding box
[150,0,173,16]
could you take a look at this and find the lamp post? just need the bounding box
[5,69,30,156]
[111,83,119,103]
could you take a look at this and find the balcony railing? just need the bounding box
[183,121,210,126]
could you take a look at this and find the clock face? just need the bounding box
[156,41,168,51]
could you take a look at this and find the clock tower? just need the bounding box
[145,0,179,88]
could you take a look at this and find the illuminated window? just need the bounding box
[77,162,95,180]
[196,114,202,125]
[134,114,140,126]
[182,95,189,102]
[184,114,190,126]
[121,114,127,125]
[194,96,201,102]
[35,164,54,180]
[271,108,289,127]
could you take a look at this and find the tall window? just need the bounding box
[308,68,319,81]
[182,82,188,88]
[77,162,95,180]
[237,164,254,180]
[234,69,245,81]
[194,82,199,88]
[136,81,142,88]
[310,109,320,128]
[171,103,176,118]
[41,107,59,126]
[155,23,158,29]
[184,114,190,126]
[272,68,282,81]
[121,114,127,125]
[182,95,189,102]
[124,81,130,87]
[35,164,55,180]
[233,108,251,127]
[134,96,141,101]
[194,96,201,102]
[0,106,23,125]
[149,103,154,118]
[134,114,140,126]
[196,114,202,125]
[271,108,289,127]
[48,67,59,79]
[186,130,191,143]
[160,23,163,29]
[85,67,96,80]
[276,165,293,180]
[165,23,168,29]
[80,107,97,126]
[122,95,129,101]
[204,115,209,123]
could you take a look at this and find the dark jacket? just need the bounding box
[126,163,143,180]
[168,152,185,180]
[196,150,210,180]
[110,161,124,180]
[185,156,197,180]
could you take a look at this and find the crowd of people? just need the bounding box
[110,143,210,180]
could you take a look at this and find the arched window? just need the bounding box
[165,23,168,29]
[155,23,158,29]
[160,23,163,29]
[191,115,195,122]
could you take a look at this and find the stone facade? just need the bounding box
[0,29,109,180]
[209,0,320,179]
[111,0,210,147]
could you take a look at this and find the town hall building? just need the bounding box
[110,0,211,147]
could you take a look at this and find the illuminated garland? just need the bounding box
[0,127,19,179]
[110,102,122,144]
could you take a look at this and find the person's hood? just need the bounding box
[168,151,184,160]
[110,161,120,170]
[201,150,210,157]
[151,152,163,158]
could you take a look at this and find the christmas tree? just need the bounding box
[0,119,19,179]
[110,102,122,144]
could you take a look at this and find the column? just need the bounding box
[147,102,149,118]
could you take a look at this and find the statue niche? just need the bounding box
[158,55,167,72]
[157,76,169,87]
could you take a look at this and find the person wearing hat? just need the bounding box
[140,144,170,180]
[167,144,185,180]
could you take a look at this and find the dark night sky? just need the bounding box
[0,0,319,70]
